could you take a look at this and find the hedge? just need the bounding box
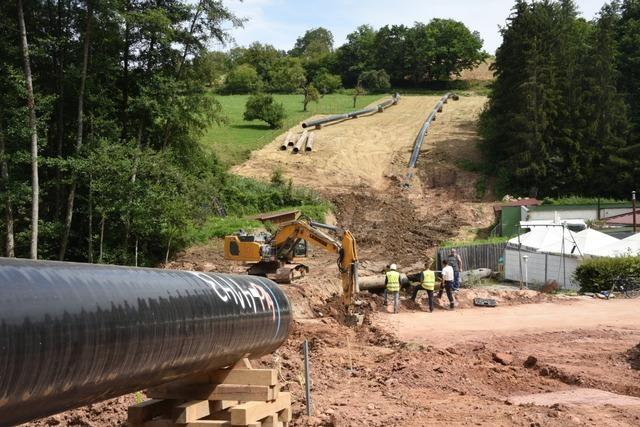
[574,257,640,293]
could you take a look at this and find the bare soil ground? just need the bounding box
[20,92,640,426]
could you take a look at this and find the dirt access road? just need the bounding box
[376,298,640,345]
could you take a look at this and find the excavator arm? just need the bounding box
[270,220,359,304]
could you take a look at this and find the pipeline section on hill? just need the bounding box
[403,93,458,186]
[301,93,401,129]
[0,258,292,426]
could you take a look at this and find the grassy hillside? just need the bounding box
[202,93,385,166]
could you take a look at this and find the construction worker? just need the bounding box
[384,264,401,314]
[410,260,436,312]
[448,248,463,291]
[437,259,455,309]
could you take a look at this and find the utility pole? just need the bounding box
[633,191,637,234]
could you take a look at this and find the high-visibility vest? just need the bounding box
[421,269,435,290]
[386,270,400,292]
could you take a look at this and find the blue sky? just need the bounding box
[219,0,606,54]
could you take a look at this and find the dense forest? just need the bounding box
[203,20,488,94]
[0,0,324,265]
[480,0,640,198]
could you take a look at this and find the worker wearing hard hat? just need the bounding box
[410,259,436,312]
[384,263,401,314]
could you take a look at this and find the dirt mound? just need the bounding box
[452,288,559,308]
[21,394,136,426]
[332,189,461,265]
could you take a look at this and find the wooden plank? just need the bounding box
[210,400,238,412]
[143,420,176,427]
[230,392,291,425]
[204,410,231,421]
[129,399,174,425]
[148,384,275,402]
[278,407,292,423]
[173,400,211,424]
[209,369,277,386]
[260,414,281,427]
[185,422,229,427]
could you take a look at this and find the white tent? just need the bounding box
[588,236,640,257]
[623,233,640,242]
[536,228,619,256]
[507,227,563,251]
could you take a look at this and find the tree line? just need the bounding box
[196,20,488,96]
[0,0,324,265]
[480,0,640,198]
[0,0,488,265]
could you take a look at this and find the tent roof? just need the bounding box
[623,233,640,242]
[588,237,640,257]
[507,227,564,250]
[536,228,618,256]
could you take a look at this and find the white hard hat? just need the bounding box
[390,263,397,270]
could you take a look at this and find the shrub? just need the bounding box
[574,256,640,293]
[243,93,286,128]
[223,64,262,94]
[313,71,342,94]
[358,69,391,92]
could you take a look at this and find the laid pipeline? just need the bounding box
[0,258,292,426]
[301,93,400,129]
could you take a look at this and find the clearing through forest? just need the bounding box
[232,94,493,265]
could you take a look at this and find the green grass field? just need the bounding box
[202,93,386,167]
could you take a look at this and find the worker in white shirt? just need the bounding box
[437,259,455,310]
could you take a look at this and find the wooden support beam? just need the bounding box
[128,399,174,425]
[209,369,277,387]
[230,393,291,426]
[278,407,292,423]
[173,400,211,424]
[143,421,230,427]
[260,414,283,427]
[148,384,276,402]
[185,422,230,427]
[210,400,238,412]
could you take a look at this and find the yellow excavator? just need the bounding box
[224,218,359,304]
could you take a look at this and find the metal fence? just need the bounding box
[437,242,507,271]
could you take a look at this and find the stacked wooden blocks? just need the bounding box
[128,359,291,427]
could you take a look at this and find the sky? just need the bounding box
[219,0,606,54]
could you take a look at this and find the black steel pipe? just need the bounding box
[301,94,400,129]
[0,258,291,426]
[403,93,456,185]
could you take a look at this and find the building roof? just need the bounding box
[493,198,541,214]
[604,211,640,226]
[250,210,300,223]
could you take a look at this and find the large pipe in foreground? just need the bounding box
[0,258,291,426]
